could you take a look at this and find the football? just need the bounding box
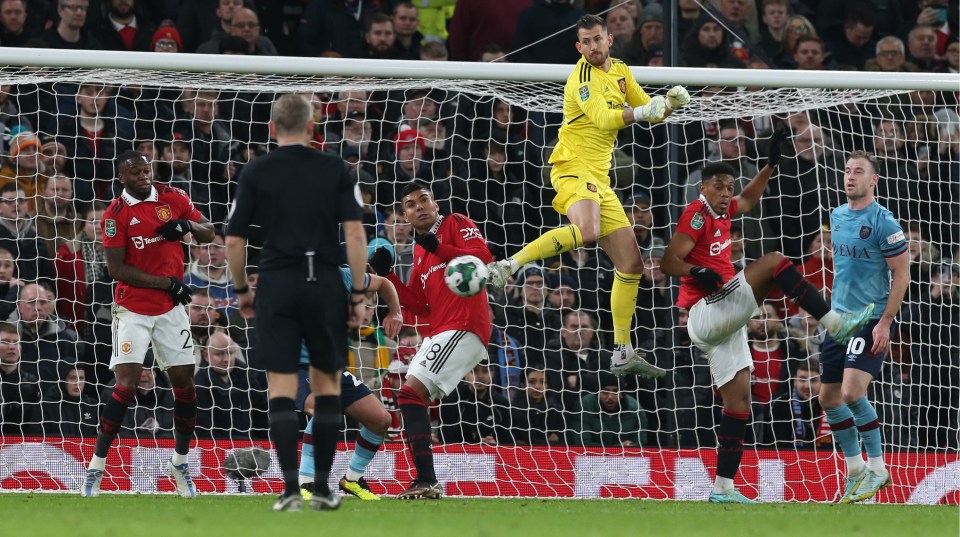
[444,255,489,297]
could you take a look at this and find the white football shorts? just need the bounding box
[109,304,196,371]
[406,330,488,401]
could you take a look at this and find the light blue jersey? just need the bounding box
[830,201,907,316]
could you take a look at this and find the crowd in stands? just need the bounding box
[0,0,956,452]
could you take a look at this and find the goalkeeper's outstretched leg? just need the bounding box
[489,197,665,379]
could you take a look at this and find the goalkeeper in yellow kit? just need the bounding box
[488,14,690,377]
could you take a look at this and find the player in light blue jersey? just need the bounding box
[298,264,402,502]
[820,151,909,504]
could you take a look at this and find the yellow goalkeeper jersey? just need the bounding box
[548,56,651,176]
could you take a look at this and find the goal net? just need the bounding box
[0,51,957,503]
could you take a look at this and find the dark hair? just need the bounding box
[701,162,737,182]
[730,224,743,236]
[399,181,431,200]
[0,183,22,196]
[797,358,820,374]
[0,321,17,335]
[393,1,415,14]
[366,12,392,32]
[847,150,879,175]
[82,200,107,219]
[845,7,875,28]
[219,35,249,54]
[795,34,824,51]
[577,14,606,33]
[115,150,145,171]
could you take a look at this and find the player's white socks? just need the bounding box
[298,476,313,486]
[846,455,866,476]
[866,456,886,474]
[712,476,734,494]
[88,455,106,471]
[171,452,189,466]
[345,468,364,482]
[820,311,842,334]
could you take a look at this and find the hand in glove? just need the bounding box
[157,220,192,241]
[666,85,691,110]
[633,96,666,122]
[167,277,192,306]
[765,128,791,168]
[414,232,440,253]
[368,246,394,276]
[690,266,724,293]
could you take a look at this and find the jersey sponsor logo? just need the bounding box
[104,219,116,237]
[586,183,597,193]
[461,227,483,241]
[155,205,172,222]
[887,230,905,244]
[618,78,626,94]
[420,262,448,288]
[691,212,705,230]
[579,85,590,101]
[129,217,140,226]
[709,238,731,256]
[835,243,871,259]
[130,235,164,250]
[120,341,132,354]
[860,225,872,239]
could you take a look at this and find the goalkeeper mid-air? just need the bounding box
[487,14,688,377]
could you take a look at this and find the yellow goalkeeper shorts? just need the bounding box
[550,161,630,238]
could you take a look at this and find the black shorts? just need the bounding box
[340,371,373,408]
[820,318,891,384]
[253,268,347,374]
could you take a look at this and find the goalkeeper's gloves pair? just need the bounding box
[633,85,690,123]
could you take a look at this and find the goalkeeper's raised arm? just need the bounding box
[486,14,686,380]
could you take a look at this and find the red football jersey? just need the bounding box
[388,214,493,344]
[102,185,203,316]
[675,196,739,309]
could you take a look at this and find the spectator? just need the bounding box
[916,0,957,55]
[677,0,703,38]
[0,85,29,132]
[53,201,106,326]
[438,360,511,445]
[574,371,646,447]
[716,0,754,62]
[605,5,635,58]
[670,307,716,448]
[0,244,20,320]
[0,129,46,211]
[623,3,664,63]
[775,14,818,68]
[383,208,413,284]
[872,119,922,222]
[505,265,562,370]
[187,288,222,366]
[195,331,268,439]
[347,291,395,379]
[448,0,531,62]
[149,20,182,52]
[363,13,398,60]
[510,0,583,64]
[188,0,239,53]
[103,363,174,438]
[0,0,29,47]
[391,1,422,60]
[636,246,672,336]
[785,307,826,357]
[38,136,69,176]
[793,35,829,70]
[451,139,517,256]
[543,310,605,412]
[419,41,447,61]
[865,36,920,72]
[730,225,747,271]
[175,0,240,52]
[94,0,156,52]
[294,0,380,59]
[174,88,232,223]
[197,6,277,56]
[34,174,80,258]
[546,274,577,313]
[183,230,235,311]
[775,124,837,259]
[479,43,507,63]
[0,321,40,435]
[41,0,102,50]
[9,282,78,391]
[682,14,746,68]
[159,133,192,192]
[0,183,55,282]
[487,303,524,395]
[798,227,834,306]
[827,8,876,70]
[906,24,941,71]
[378,129,432,209]
[756,0,789,62]
[815,0,910,45]
[59,83,124,203]
[41,363,98,437]
[509,368,565,446]
[747,302,806,441]
[226,267,256,350]
[765,358,826,448]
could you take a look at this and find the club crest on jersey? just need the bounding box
[579,85,590,101]
[691,212,705,230]
[860,225,872,239]
[156,205,172,222]
[617,78,626,94]
[586,183,597,193]
[104,219,116,237]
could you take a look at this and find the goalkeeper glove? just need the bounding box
[157,220,192,241]
[633,96,666,122]
[690,266,724,293]
[765,128,790,168]
[368,246,394,276]
[414,232,440,253]
[666,85,690,110]
[167,277,193,306]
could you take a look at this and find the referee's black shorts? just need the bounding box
[252,267,347,374]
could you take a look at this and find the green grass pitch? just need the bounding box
[1,495,956,537]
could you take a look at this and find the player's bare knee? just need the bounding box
[370,410,392,437]
[578,223,599,244]
[841,387,865,406]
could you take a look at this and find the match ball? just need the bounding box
[444,255,489,297]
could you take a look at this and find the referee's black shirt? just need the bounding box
[226,145,362,271]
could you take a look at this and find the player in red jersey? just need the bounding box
[81,151,216,498]
[661,131,874,503]
[367,181,492,499]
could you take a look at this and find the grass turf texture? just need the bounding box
[1,495,955,537]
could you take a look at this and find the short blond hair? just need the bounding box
[271,93,312,136]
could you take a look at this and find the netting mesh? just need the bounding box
[0,65,957,501]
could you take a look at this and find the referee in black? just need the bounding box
[226,93,367,512]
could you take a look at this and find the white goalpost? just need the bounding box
[0,48,956,503]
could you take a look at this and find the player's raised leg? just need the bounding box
[339,394,390,500]
[487,205,586,288]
